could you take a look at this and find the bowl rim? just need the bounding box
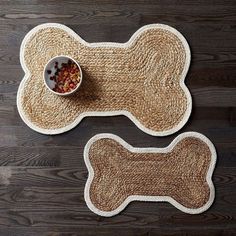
[43,55,83,96]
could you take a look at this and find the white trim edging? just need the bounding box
[17,23,192,136]
[84,132,217,217]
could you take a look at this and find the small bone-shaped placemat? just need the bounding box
[84,132,216,217]
[17,23,191,136]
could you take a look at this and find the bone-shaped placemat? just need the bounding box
[17,23,191,136]
[84,132,216,217]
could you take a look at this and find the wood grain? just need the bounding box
[0,0,235,235]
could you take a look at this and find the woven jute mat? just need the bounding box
[84,132,216,217]
[17,23,191,136]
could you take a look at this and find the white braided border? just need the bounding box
[17,23,192,136]
[84,131,217,217]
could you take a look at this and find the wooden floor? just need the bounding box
[0,0,235,235]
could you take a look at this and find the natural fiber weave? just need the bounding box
[17,23,191,135]
[84,132,216,216]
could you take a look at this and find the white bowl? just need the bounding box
[43,55,82,96]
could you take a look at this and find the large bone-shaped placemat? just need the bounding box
[17,23,191,135]
[84,132,216,217]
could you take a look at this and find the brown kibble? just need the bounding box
[51,60,80,93]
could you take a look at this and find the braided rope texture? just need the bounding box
[84,132,217,217]
[17,23,191,136]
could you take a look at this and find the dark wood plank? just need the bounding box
[0,227,234,236]
[0,166,234,209]
[0,204,234,228]
[0,0,235,235]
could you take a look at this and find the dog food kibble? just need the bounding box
[50,60,81,94]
